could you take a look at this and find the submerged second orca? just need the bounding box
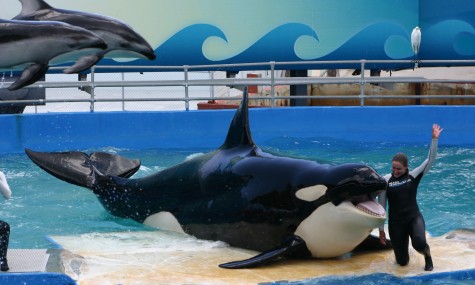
[26,89,389,268]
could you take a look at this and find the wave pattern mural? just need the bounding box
[421,21,475,60]
[3,0,474,70]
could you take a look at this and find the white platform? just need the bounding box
[50,229,475,285]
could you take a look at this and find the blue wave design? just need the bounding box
[319,22,410,61]
[422,20,475,59]
[97,24,227,67]
[155,24,228,65]
[226,23,319,63]
[149,23,319,66]
[147,22,409,66]
[96,19,475,69]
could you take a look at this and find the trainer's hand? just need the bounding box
[432,124,443,139]
[379,230,387,245]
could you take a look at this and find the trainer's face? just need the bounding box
[392,161,407,178]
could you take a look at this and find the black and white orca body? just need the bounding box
[26,89,388,268]
[14,0,156,73]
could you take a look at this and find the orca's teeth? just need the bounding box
[356,205,379,216]
[355,201,385,217]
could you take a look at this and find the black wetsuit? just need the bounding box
[0,220,9,262]
[379,139,438,268]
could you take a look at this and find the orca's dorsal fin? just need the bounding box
[18,0,52,16]
[221,87,255,149]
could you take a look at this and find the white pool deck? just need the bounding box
[39,228,475,285]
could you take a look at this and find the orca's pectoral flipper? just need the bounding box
[219,235,310,269]
[25,148,140,188]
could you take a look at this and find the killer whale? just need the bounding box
[0,19,107,91]
[14,0,156,73]
[25,89,389,268]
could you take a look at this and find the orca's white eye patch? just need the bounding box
[295,185,327,202]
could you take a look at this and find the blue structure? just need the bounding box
[0,106,474,154]
[3,0,474,71]
[99,0,475,70]
[0,273,75,285]
[271,269,475,284]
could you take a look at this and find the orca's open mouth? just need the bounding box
[351,194,385,217]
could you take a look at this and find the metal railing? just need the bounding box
[1,59,475,112]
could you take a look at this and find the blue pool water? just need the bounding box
[0,137,474,283]
[2,136,475,245]
[275,270,475,285]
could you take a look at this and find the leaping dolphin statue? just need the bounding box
[14,0,156,73]
[25,89,389,268]
[0,19,107,91]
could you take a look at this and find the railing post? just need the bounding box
[121,72,125,111]
[360,60,365,107]
[90,67,95,112]
[270,61,275,108]
[184,65,189,111]
[209,71,215,99]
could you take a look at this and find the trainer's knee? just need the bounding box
[395,250,410,266]
[412,238,427,253]
[396,256,409,266]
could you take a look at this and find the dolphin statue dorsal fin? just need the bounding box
[221,87,255,149]
[18,0,52,15]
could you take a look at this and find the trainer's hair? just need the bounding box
[392,153,408,167]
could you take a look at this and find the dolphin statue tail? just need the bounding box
[24,148,140,188]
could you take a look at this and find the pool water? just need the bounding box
[0,137,474,283]
[1,137,475,246]
[277,270,475,285]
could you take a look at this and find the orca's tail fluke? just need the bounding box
[25,148,140,189]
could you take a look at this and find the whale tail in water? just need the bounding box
[25,149,140,188]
